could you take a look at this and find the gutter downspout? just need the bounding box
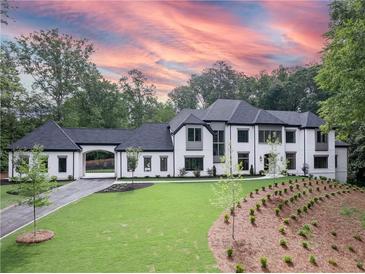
[72,151,75,179]
[230,125,232,175]
[254,126,256,175]
[304,129,306,175]
[173,134,175,177]
[120,152,122,178]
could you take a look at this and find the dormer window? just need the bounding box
[188,128,201,142]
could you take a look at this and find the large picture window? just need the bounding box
[144,156,152,172]
[238,153,249,170]
[314,156,328,169]
[185,157,203,171]
[259,130,282,143]
[188,128,201,142]
[213,130,225,162]
[286,131,296,143]
[286,152,296,170]
[237,129,249,143]
[160,156,168,172]
[58,156,67,173]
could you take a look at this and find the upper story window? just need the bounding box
[259,130,282,143]
[58,156,67,173]
[188,128,201,142]
[213,130,225,162]
[314,156,328,169]
[286,130,296,143]
[316,131,328,143]
[144,156,152,172]
[237,129,249,143]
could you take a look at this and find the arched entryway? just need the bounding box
[83,150,115,178]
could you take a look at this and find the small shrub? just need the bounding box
[307,202,312,209]
[274,190,278,196]
[314,197,319,203]
[250,192,253,198]
[309,255,316,265]
[268,184,272,189]
[250,215,256,224]
[193,169,201,177]
[331,192,335,196]
[227,247,233,258]
[311,220,318,227]
[279,226,286,234]
[302,190,306,195]
[328,259,337,267]
[261,198,266,206]
[230,207,235,216]
[224,214,229,224]
[290,197,294,203]
[237,202,241,208]
[284,199,289,205]
[279,238,288,247]
[278,190,282,196]
[348,246,355,253]
[275,208,280,216]
[325,193,330,198]
[274,182,278,187]
[235,264,245,273]
[278,203,283,210]
[303,224,311,231]
[297,192,301,198]
[354,235,362,241]
[260,257,268,269]
[308,188,313,193]
[283,255,292,264]
[256,203,261,210]
[179,168,187,177]
[282,182,285,186]
[316,187,320,192]
[331,231,337,237]
[297,208,302,215]
[50,176,57,182]
[331,244,338,251]
[255,189,259,194]
[289,185,294,191]
[304,182,307,187]
[249,208,255,216]
[357,261,364,270]
[303,205,308,213]
[284,188,288,193]
[298,229,307,238]
[283,218,289,225]
[302,241,309,249]
[324,186,327,190]
[266,194,271,200]
[290,214,297,220]
[262,186,266,191]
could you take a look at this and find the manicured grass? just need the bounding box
[0,185,26,209]
[85,168,115,173]
[118,175,264,181]
[0,181,70,209]
[1,177,295,272]
[340,205,365,229]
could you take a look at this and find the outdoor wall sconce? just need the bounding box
[259,156,262,162]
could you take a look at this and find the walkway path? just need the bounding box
[0,178,115,238]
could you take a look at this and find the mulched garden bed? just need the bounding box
[16,230,54,244]
[98,183,154,193]
[208,179,365,273]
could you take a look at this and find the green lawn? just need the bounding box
[0,181,70,209]
[1,177,296,272]
[118,175,262,181]
[0,185,26,209]
[86,168,115,173]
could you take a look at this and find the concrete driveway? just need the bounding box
[0,178,114,238]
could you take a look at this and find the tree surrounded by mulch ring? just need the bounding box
[14,146,55,244]
[208,179,365,273]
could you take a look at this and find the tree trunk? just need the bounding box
[33,197,36,236]
[232,188,235,240]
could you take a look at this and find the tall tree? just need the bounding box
[168,86,198,111]
[189,61,241,107]
[9,29,95,123]
[119,69,158,128]
[148,101,176,123]
[63,69,128,128]
[315,0,365,139]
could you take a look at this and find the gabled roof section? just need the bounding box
[253,109,287,125]
[203,99,241,121]
[303,111,325,128]
[115,123,173,151]
[168,109,209,134]
[63,128,133,145]
[227,100,261,124]
[267,110,325,128]
[9,121,80,151]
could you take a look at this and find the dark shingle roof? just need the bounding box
[203,99,241,121]
[63,128,133,145]
[115,123,173,151]
[169,109,209,134]
[9,121,80,151]
[335,140,350,147]
[267,110,325,128]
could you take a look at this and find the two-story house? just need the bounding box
[8,99,349,182]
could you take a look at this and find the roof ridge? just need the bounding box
[227,100,243,121]
[253,109,262,123]
[53,121,80,150]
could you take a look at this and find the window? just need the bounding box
[314,156,328,169]
[188,128,201,142]
[185,157,203,171]
[259,130,282,143]
[238,153,249,170]
[144,157,152,172]
[316,131,328,143]
[237,129,249,143]
[213,130,225,162]
[160,156,168,172]
[286,153,296,170]
[16,155,29,173]
[286,131,296,143]
[335,155,338,168]
[127,157,134,172]
[58,156,67,173]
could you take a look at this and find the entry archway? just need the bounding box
[83,150,115,178]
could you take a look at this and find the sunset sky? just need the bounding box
[2,0,330,100]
